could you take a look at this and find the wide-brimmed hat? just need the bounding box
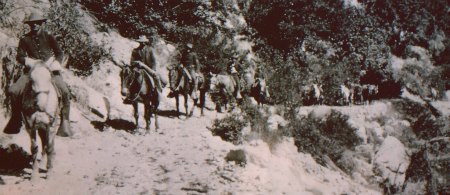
[24,11,47,23]
[185,43,193,49]
[136,35,149,43]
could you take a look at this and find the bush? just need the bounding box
[287,110,362,165]
[393,100,445,140]
[240,102,286,150]
[208,113,247,145]
[46,2,110,76]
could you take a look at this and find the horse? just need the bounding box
[120,65,159,133]
[351,84,364,105]
[209,73,238,112]
[337,84,352,105]
[362,84,378,105]
[168,67,207,117]
[20,58,61,181]
[430,87,438,101]
[250,78,270,106]
[301,84,323,105]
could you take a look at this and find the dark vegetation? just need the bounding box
[285,110,362,165]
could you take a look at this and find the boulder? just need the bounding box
[374,136,410,191]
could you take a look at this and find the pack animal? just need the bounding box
[362,84,378,104]
[250,78,270,106]
[120,66,159,133]
[168,67,207,117]
[209,73,238,112]
[337,84,352,105]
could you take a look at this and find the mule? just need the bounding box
[209,73,238,112]
[21,58,61,181]
[337,84,352,106]
[168,67,207,117]
[302,84,323,105]
[362,84,378,105]
[430,87,438,101]
[120,66,159,133]
[250,78,270,106]
[351,84,364,105]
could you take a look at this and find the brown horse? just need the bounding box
[168,67,207,117]
[120,66,159,133]
[209,73,238,112]
[21,59,61,181]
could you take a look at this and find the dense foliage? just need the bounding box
[208,113,247,145]
[286,110,362,164]
[46,2,110,76]
[78,0,448,104]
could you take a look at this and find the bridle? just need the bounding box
[121,66,141,102]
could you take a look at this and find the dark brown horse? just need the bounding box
[249,78,270,106]
[120,66,159,133]
[21,58,61,181]
[168,67,207,117]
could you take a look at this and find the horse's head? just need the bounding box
[208,73,219,93]
[120,65,136,97]
[29,60,53,112]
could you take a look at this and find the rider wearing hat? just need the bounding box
[175,43,200,99]
[227,55,242,99]
[3,11,72,136]
[130,34,167,100]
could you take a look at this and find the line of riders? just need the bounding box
[3,12,270,136]
[301,78,380,106]
[124,34,269,108]
[3,11,383,136]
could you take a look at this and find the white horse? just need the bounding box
[21,57,63,181]
[338,84,352,105]
[312,84,323,105]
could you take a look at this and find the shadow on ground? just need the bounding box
[0,144,31,177]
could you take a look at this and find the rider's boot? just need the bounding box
[3,95,22,134]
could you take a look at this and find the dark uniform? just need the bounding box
[179,43,200,99]
[4,12,72,136]
[130,35,167,95]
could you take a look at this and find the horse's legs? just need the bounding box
[175,94,180,118]
[29,128,40,181]
[152,97,159,130]
[153,105,159,130]
[38,128,48,167]
[133,102,139,129]
[144,103,152,133]
[47,125,56,178]
[184,93,190,117]
[200,90,205,116]
[39,125,56,179]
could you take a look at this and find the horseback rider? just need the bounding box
[129,35,167,100]
[173,43,201,99]
[3,11,72,136]
[227,55,242,99]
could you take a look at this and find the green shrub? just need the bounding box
[208,113,247,145]
[287,110,362,165]
[46,2,110,76]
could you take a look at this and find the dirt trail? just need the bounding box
[0,100,244,194]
